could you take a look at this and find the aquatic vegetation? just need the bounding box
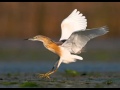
[0,72,119,88]
[103,80,113,85]
[64,69,80,77]
[94,83,104,88]
[6,73,12,77]
[19,81,39,88]
[1,82,18,86]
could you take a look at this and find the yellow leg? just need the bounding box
[38,69,57,79]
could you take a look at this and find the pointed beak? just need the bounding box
[24,38,29,40]
[24,38,35,41]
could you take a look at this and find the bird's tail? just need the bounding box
[57,54,83,68]
[71,54,83,61]
[59,46,83,64]
[62,54,83,64]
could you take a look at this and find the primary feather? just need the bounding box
[61,26,109,54]
[60,9,87,41]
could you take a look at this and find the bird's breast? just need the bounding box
[45,43,62,56]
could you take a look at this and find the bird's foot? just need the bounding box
[38,73,51,79]
[38,70,57,79]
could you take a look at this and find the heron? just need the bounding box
[27,9,109,79]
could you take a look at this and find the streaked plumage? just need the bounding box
[27,9,109,79]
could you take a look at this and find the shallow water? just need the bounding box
[0,39,120,73]
[0,39,120,88]
[0,61,120,73]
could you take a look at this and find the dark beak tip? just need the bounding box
[24,38,29,40]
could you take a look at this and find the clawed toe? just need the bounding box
[38,73,51,79]
[37,70,57,79]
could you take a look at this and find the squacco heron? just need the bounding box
[27,9,109,79]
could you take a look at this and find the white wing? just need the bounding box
[60,9,87,41]
[61,26,109,54]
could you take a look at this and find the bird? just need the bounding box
[27,9,109,79]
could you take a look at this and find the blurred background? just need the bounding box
[0,2,120,73]
[0,2,120,39]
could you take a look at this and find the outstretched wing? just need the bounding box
[61,26,109,54]
[60,9,87,41]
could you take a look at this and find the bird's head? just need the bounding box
[27,35,46,42]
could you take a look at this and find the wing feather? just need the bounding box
[61,26,109,54]
[60,9,87,41]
